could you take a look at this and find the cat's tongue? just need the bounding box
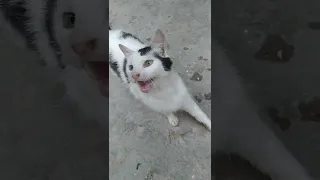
[139,81,152,93]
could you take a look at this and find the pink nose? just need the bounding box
[132,72,140,80]
[72,38,97,56]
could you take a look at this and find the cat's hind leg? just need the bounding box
[182,96,211,131]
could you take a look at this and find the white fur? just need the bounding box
[109,29,211,130]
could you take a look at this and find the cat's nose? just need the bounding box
[71,38,97,57]
[132,72,140,80]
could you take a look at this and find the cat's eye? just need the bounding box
[62,12,76,29]
[128,65,133,70]
[143,60,153,68]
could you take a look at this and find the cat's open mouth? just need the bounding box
[137,78,154,93]
[86,61,109,97]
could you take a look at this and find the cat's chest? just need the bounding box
[129,84,185,113]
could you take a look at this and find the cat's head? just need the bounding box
[119,29,173,93]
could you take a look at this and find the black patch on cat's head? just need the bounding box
[154,53,173,71]
[138,46,152,56]
[121,31,143,43]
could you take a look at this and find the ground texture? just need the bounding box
[109,0,211,179]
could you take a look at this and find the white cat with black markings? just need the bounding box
[109,27,315,179]
[109,28,211,130]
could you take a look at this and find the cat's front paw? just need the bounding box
[167,115,179,126]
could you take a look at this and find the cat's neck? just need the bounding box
[149,70,181,90]
[158,70,177,81]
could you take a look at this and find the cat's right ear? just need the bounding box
[151,29,168,50]
[118,44,133,57]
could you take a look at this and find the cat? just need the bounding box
[110,26,315,180]
[0,0,109,96]
[109,28,211,130]
[211,42,315,180]
[110,28,314,179]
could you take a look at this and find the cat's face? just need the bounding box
[119,30,173,93]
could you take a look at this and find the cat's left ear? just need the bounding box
[151,29,168,51]
[118,44,133,57]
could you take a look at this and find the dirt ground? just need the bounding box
[109,0,211,179]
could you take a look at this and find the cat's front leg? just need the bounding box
[166,113,179,126]
[182,96,211,131]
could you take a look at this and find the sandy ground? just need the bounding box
[0,0,211,179]
[109,0,211,179]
